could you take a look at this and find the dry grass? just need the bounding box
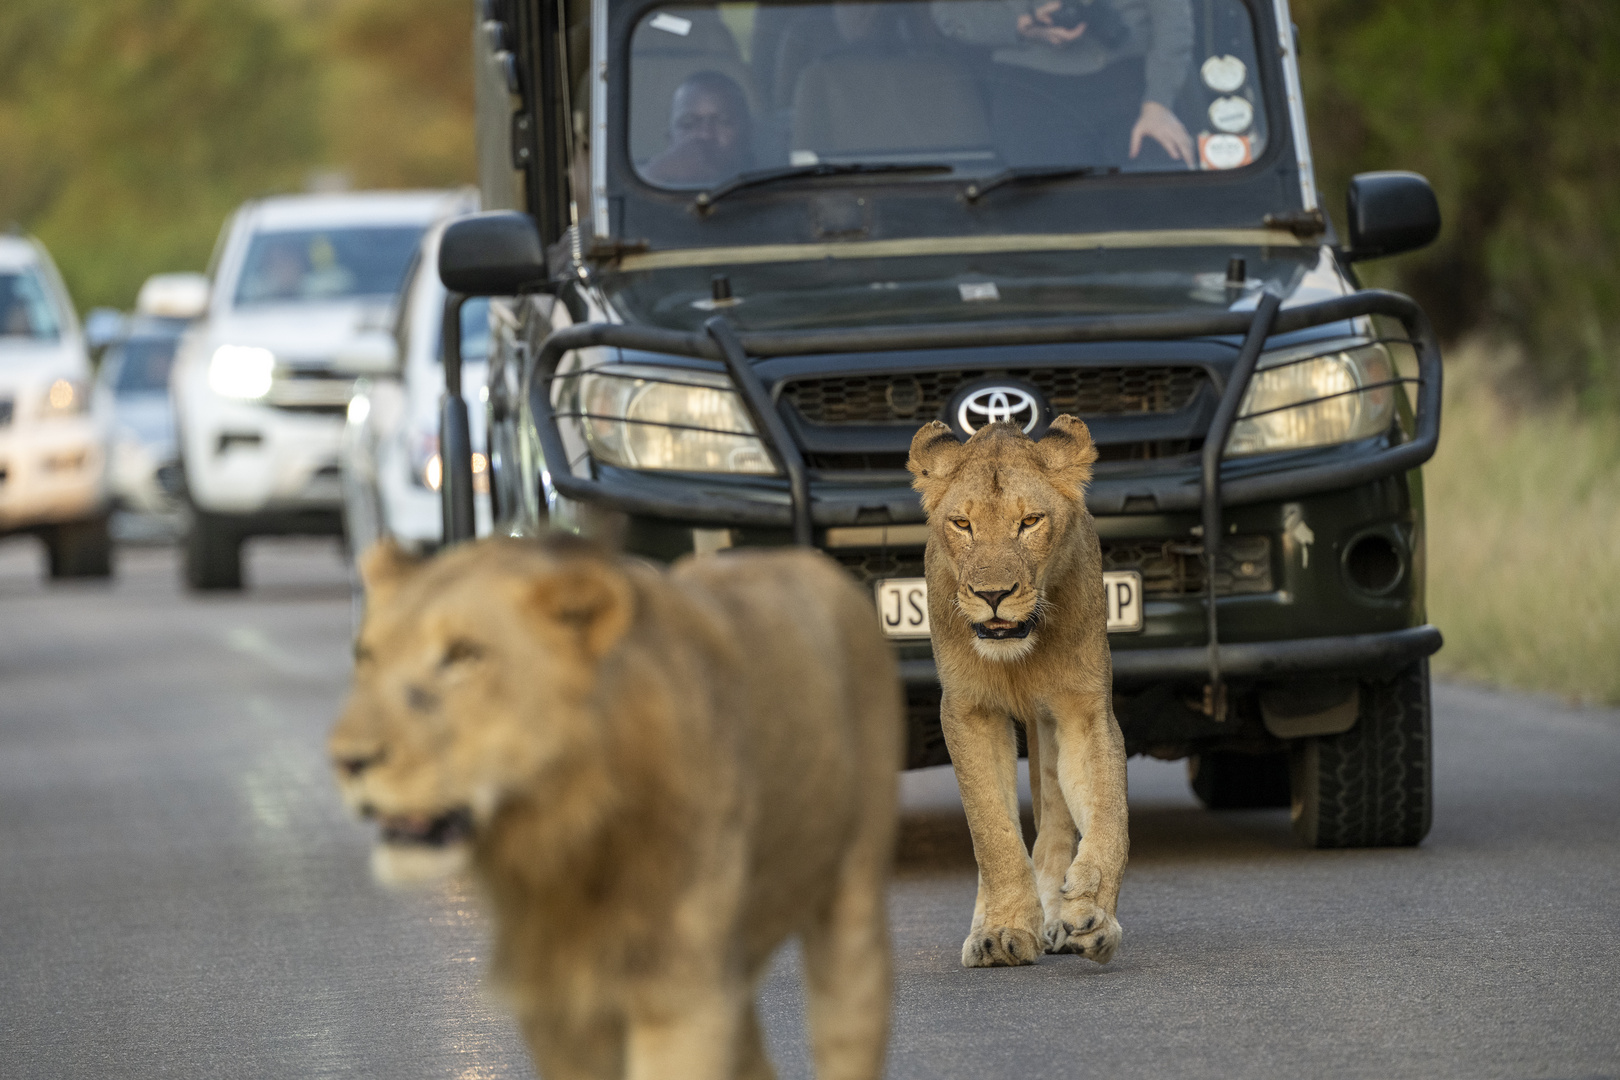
[1423,345,1620,703]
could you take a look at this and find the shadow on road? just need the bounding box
[893,758,1300,880]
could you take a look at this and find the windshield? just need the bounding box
[0,268,62,340]
[108,338,180,394]
[629,0,1269,190]
[233,226,425,306]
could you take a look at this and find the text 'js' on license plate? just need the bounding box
[875,571,1144,639]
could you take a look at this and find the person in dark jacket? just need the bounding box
[931,0,1195,168]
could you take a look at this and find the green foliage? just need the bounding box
[0,0,320,311]
[1298,0,1620,404]
[0,0,476,315]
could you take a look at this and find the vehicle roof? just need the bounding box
[0,235,43,271]
[242,190,472,232]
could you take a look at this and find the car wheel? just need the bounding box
[1188,750,1291,809]
[46,515,114,579]
[186,511,244,591]
[1290,659,1433,848]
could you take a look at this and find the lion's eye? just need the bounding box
[950,518,972,532]
[1020,514,1044,531]
[441,639,486,668]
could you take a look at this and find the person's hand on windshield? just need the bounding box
[1016,1,1087,47]
[1130,101,1194,166]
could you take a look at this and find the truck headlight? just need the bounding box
[208,345,275,400]
[40,378,89,417]
[570,364,776,475]
[1225,340,1396,457]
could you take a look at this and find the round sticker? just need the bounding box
[1202,133,1249,170]
[1208,95,1254,134]
[1201,54,1247,93]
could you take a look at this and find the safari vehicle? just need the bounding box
[437,0,1445,848]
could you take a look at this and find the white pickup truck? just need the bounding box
[172,190,473,588]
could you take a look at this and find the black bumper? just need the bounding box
[897,624,1443,689]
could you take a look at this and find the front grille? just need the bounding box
[785,367,1205,426]
[831,535,1272,597]
[265,372,355,415]
[1104,535,1272,596]
[833,548,927,586]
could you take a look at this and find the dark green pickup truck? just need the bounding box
[430,0,1443,847]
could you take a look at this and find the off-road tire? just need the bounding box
[186,511,244,591]
[1188,750,1292,809]
[1290,659,1432,848]
[46,515,113,579]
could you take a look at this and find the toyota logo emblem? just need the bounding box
[951,381,1046,436]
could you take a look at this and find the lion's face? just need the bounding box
[329,538,633,883]
[908,417,1098,661]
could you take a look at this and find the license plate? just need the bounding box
[875,578,931,638]
[875,571,1144,638]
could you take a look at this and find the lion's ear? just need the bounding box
[907,421,965,507]
[525,559,635,659]
[1035,415,1099,496]
[359,539,423,606]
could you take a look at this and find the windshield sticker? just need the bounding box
[1199,134,1251,171]
[1201,55,1247,93]
[1208,96,1254,134]
[648,12,692,36]
[958,282,1000,302]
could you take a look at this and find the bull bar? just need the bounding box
[496,288,1446,690]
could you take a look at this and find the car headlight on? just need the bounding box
[208,345,275,400]
[40,378,89,417]
[410,430,488,493]
[1225,339,1396,457]
[570,364,776,474]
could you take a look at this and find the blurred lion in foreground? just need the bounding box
[330,536,902,1080]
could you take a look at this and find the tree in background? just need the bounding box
[0,0,320,311]
[1299,0,1620,405]
[0,0,476,314]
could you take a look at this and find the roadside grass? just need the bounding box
[1423,347,1620,703]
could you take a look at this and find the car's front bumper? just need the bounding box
[0,417,107,531]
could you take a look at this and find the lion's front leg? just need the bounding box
[1043,690,1128,964]
[1028,708,1079,951]
[941,694,1043,967]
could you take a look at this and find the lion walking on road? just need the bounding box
[908,416,1128,967]
[330,536,903,1080]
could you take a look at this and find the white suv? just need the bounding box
[0,234,111,578]
[172,190,473,588]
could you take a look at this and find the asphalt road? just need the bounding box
[2,538,1616,1080]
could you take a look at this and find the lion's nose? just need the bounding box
[337,749,387,778]
[972,586,1016,613]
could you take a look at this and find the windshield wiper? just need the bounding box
[961,164,1117,203]
[693,162,954,212]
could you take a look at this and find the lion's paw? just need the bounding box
[961,925,1041,968]
[1045,903,1122,964]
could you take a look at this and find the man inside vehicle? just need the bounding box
[642,70,756,187]
[930,0,1195,169]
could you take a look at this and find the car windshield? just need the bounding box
[629,0,1269,190]
[233,226,425,306]
[0,268,62,340]
[109,338,180,394]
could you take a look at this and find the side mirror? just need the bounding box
[1345,172,1441,261]
[135,272,210,319]
[438,211,548,296]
